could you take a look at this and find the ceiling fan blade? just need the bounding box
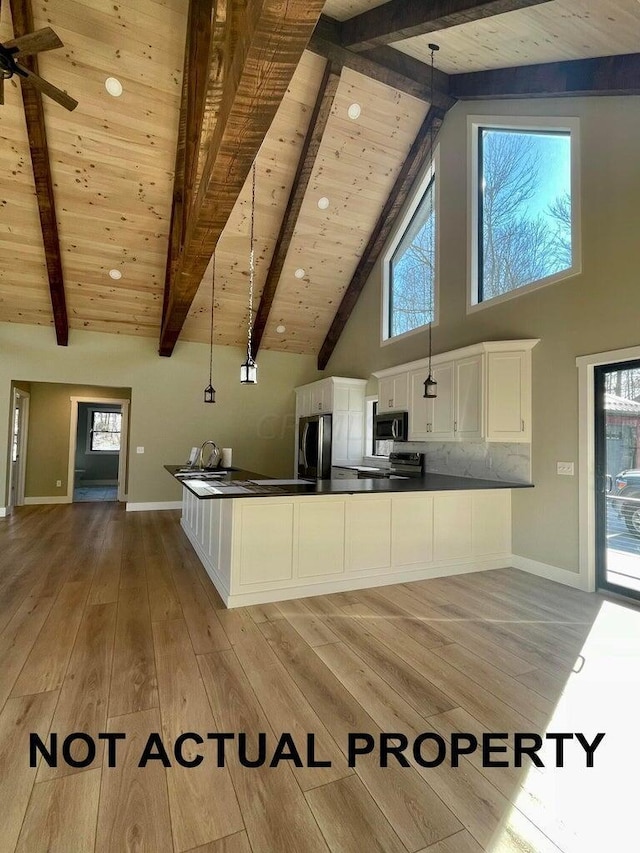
[19,65,78,111]
[4,27,63,57]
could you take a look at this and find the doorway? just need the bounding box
[594,360,640,599]
[7,388,30,512]
[68,397,130,503]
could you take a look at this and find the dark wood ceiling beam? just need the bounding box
[10,0,68,345]
[451,52,640,99]
[252,62,340,356]
[340,0,554,52]
[318,106,445,371]
[159,0,325,356]
[308,15,454,110]
[161,0,215,330]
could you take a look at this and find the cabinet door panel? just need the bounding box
[377,377,396,413]
[433,493,472,560]
[392,496,433,567]
[408,369,430,441]
[238,503,294,584]
[429,361,455,440]
[472,491,510,555]
[298,501,345,577]
[392,373,409,411]
[347,499,392,571]
[487,351,529,441]
[455,355,483,440]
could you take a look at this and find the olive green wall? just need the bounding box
[23,384,130,497]
[326,96,640,574]
[1,325,323,505]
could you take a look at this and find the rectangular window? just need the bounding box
[470,118,579,309]
[382,153,438,343]
[90,410,122,452]
[388,175,436,339]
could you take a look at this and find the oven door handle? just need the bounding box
[391,419,398,439]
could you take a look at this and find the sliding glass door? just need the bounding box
[594,360,640,598]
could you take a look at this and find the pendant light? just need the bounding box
[240,163,258,384]
[204,251,216,403]
[423,43,439,401]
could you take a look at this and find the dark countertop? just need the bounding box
[165,465,532,500]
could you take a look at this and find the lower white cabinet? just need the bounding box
[180,487,512,608]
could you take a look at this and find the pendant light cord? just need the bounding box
[209,251,215,386]
[428,43,438,376]
[247,163,256,360]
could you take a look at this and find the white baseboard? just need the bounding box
[511,554,589,591]
[23,496,71,506]
[126,501,182,512]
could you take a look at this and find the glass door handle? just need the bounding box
[605,474,613,493]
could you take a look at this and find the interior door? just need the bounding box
[594,360,640,599]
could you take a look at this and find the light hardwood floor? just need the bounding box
[1,503,638,852]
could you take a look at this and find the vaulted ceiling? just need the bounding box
[1,0,639,368]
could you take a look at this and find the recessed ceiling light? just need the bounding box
[317,197,330,210]
[105,77,123,97]
[108,269,122,280]
[294,268,305,279]
[347,103,361,120]
[276,324,286,334]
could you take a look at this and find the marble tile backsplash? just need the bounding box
[397,441,531,483]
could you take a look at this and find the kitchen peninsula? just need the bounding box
[166,465,530,608]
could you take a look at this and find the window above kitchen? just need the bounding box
[382,151,439,343]
[468,116,581,312]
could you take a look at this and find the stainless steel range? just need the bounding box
[357,452,424,479]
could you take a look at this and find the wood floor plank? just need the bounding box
[0,691,59,853]
[246,602,283,624]
[96,708,173,853]
[0,595,55,711]
[185,832,253,853]
[228,618,350,790]
[341,604,533,732]
[15,767,102,853]
[276,598,340,647]
[321,610,456,718]
[109,585,158,717]
[399,584,537,677]
[12,581,89,696]
[515,666,569,702]
[37,602,117,782]
[420,830,483,852]
[351,586,451,649]
[119,514,148,590]
[258,618,462,851]
[198,649,330,853]
[143,516,182,622]
[430,643,553,728]
[153,619,243,851]
[305,774,406,853]
[87,521,124,606]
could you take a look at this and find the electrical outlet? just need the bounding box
[136,446,145,454]
[56,480,62,488]
[557,461,574,476]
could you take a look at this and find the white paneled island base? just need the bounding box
[180,487,512,608]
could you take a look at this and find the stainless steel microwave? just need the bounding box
[373,410,408,441]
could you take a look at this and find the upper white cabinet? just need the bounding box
[486,349,532,442]
[295,377,367,466]
[376,340,538,444]
[377,372,409,413]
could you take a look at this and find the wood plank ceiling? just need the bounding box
[1,0,639,363]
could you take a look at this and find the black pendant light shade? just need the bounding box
[241,163,258,385]
[423,374,437,398]
[204,252,216,403]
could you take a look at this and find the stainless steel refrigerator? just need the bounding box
[297,414,332,479]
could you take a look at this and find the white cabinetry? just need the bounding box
[377,372,409,413]
[377,339,537,444]
[181,487,512,608]
[486,349,531,442]
[295,377,367,469]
